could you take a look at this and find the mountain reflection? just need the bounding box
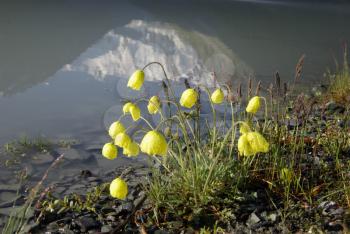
[63,20,253,87]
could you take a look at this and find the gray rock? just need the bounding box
[32,153,54,165]
[325,101,345,113]
[319,201,336,210]
[47,221,60,231]
[76,216,100,232]
[58,226,75,234]
[56,148,82,161]
[329,208,344,216]
[246,212,261,226]
[115,202,133,214]
[101,225,112,233]
[267,212,277,222]
[106,215,116,222]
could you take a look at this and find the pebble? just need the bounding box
[246,212,261,226]
[31,153,54,165]
[76,216,100,232]
[101,225,112,233]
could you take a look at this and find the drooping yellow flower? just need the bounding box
[147,96,161,114]
[280,168,293,183]
[140,130,168,156]
[123,102,140,121]
[180,88,198,108]
[129,104,141,121]
[239,122,251,134]
[114,132,131,148]
[123,141,139,157]
[123,102,133,114]
[110,177,128,199]
[238,134,255,156]
[127,70,144,90]
[102,143,118,160]
[246,96,261,114]
[108,121,125,139]
[211,88,224,104]
[246,131,269,153]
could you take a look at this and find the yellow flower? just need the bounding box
[102,143,118,160]
[239,122,251,134]
[127,70,144,90]
[246,96,261,114]
[123,102,133,114]
[129,104,141,121]
[123,141,139,157]
[140,130,168,156]
[280,168,293,183]
[246,132,269,153]
[211,88,224,104]
[110,177,128,199]
[238,131,269,156]
[108,121,125,139]
[180,88,198,108]
[147,96,161,114]
[238,134,255,156]
[123,102,141,121]
[114,133,131,148]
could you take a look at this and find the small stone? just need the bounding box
[101,207,115,214]
[32,153,54,165]
[324,221,343,232]
[246,212,260,226]
[47,221,60,231]
[267,212,277,222]
[154,230,170,234]
[55,148,82,161]
[319,201,336,210]
[101,225,112,233]
[329,208,344,216]
[115,202,133,215]
[325,101,345,114]
[76,216,100,232]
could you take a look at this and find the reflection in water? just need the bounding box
[63,20,253,87]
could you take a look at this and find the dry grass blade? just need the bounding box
[294,54,306,83]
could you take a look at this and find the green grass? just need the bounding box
[326,46,350,104]
[140,61,350,231]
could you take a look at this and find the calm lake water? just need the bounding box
[1,0,350,145]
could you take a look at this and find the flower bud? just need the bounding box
[123,141,139,157]
[123,102,133,114]
[180,88,198,108]
[140,130,168,156]
[147,96,161,114]
[238,134,254,156]
[246,132,269,153]
[127,70,144,90]
[129,104,141,121]
[114,133,131,148]
[108,121,125,139]
[102,143,117,160]
[211,88,224,104]
[246,96,261,114]
[110,177,128,199]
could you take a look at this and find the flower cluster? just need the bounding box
[238,96,269,156]
[103,65,270,199]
